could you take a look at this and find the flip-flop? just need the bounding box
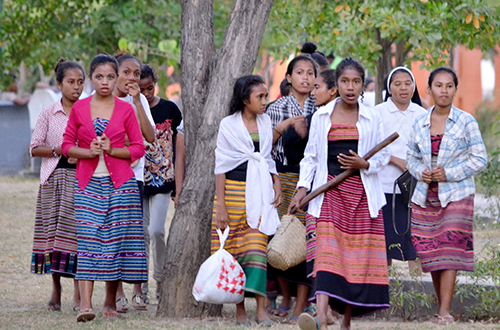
[289,316,299,324]
[47,301,61,312]
[116,297,129,313]
[132,294,147,310]
[273,305,291,317]
[255,318,274,327]
[298,312,320,330]
[102,311,120,320]
[76,309,96,322]
[235,320,252,327]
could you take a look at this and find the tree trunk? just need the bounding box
[374,28,393,105]
[395,39,411,68]
[157,0,275,318]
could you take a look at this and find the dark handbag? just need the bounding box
[392,170,417,236]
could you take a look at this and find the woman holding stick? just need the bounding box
[289,58,391,330]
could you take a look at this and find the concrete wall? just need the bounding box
[0,103,31,175]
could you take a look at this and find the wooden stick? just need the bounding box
[290,132,399,214]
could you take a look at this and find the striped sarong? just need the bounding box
[211,179,268,297]
[74,176,148,282]
[276,172,306,224]
[31,168,78,276]
[310,175,389,316]
[411,182,474,272]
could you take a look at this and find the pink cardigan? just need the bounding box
[62,96,145,190]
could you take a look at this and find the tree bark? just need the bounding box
[374,28,393,105]
[157,0,275,318]
[395,39,411,68]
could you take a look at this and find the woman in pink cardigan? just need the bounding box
[62,54,148,322]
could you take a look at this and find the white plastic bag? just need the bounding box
[192,227,246,304]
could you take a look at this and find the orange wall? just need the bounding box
[493,45,500,109]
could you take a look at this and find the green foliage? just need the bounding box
[264,0,500,72]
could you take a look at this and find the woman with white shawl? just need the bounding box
[212,75,282,327]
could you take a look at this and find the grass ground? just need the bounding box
[1,175,499,330]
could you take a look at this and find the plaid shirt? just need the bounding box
[266,95,316,165]
[407,105,487,208]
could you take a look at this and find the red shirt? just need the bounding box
[62,96,145,190]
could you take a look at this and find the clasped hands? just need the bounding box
[89,134,113,157]
[422,165,446,183]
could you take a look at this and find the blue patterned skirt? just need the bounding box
[74,176,148,282]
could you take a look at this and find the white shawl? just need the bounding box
[214,112,280,235]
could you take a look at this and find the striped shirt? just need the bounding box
[407,105,487,208]
[266,95,316,165]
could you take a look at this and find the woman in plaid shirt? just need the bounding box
[406,67,487,325]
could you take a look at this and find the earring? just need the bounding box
[287,81,292,85]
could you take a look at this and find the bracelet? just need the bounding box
[52,146,58,157]
[273,128,282,136]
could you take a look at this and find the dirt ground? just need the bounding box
[1,175,499,330]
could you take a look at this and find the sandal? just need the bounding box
[235,320,252,327]
[437,315,455,325]
[132,294,147,310]
[255,318,274,327]
[102,311,120,320]
[47,301,61,312]
[273,305,291,317]
[115,297,129,313]
[76,309,96,322]
[289,316,299,324]
[298,312,320,330]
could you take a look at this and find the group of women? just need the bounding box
[29,46,487,328]
[30,53,182,322]
[212,52,487,330]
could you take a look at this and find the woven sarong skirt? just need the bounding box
[310,175,389,316]
[31,168,78,276]
[211,179,268,297]
[74,176,148,283]
[411,182,474,273]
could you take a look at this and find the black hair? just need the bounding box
[279,78,291,97]
[54,58,85,84]
[89,53,119,76]
[319,69,336,90]
[286,55,318,78]
[428,67,458,87]
[140,64,157,83]
[326,51,335,60]
[114,51,142,68]
[301,42,329,70]
[336,58,365,86]
[383,68,422,106]
[229,75,265,115]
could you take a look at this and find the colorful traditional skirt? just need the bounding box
[411,182,474,272]
[74,176,148,283]
[211,179,268,297]
[267,172,310,293]
[382,193,417,261]
[31,168,78,276]
[310,175,389,317]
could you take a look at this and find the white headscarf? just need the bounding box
[386,66,416,92]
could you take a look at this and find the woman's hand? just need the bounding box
[89,139,101,157]
[100,134,113,156]
[215,204,230,230]
[338,150,369,170]
[288,187,307,214]
[422,167,432,184]
[271,175,282,208]
[127,82,142,104]
[68,157,78,164]
[432,165,446,182]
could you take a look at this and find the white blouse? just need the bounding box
[297,98,390,218]
[375,98,427,194]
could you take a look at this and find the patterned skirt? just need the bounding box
[310,175,389,317]
[74,176,148,282]
[211,179,268,297]
[267,172,310,292]
[411,182,474,272]
[31,168,78,276]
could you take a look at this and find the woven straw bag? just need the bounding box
[267,214,306,271]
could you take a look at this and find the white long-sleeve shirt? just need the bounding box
[297,97,390,218]
[375,98,427,194]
